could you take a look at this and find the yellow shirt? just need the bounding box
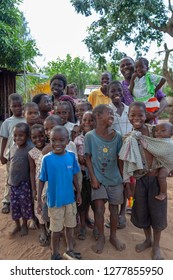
[88,88,111,108]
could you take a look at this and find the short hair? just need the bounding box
[50,125,69,138]
[92,104,111,116]
[31,124,45,132]
[32,94,47,105]
[108,80,123,92]
[44,115,62,125]
[101,71,112,80]
[129,101,146,113]
[8,93,23,104]
[136,57,149,69]
[24,102,39,112]
[50,74,67,89]
[14,122,30,137]
[75,100,93,111]
[54,101,70,112]
[120,56,135,64]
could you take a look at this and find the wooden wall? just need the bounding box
[0,68,16,121]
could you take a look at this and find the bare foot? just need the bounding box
[9,225,21,238]
[155,193,167,201]
[151,247,164,260]
[27,219,37,230]
[21,225,28,236]
[136,240,152,253]
[91,235,105,254]
[109,236,126,251]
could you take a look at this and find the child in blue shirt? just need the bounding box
[37,125,82,260]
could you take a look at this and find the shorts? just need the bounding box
[48,202,77,232]
[11,181,33,220]
[91,183,124,205]
[131,176,167,230]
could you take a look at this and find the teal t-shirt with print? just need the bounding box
[84,129,123,186]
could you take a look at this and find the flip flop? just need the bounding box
[51,253,62,260]
[117,215,126,229]
[1,202,10,214]
[77,228,86,240]
[63,250,82,260]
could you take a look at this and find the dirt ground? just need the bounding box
[0,162,173,260]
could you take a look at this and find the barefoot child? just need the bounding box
[28,124,50,246]
[119,101,168,260]
[0,93,25,214]
[74,111,96,240]
[85,104,125,254]
[37,126,82,260]
[8,123,33,236]
[108,80,133,228]
[154,122,173,200]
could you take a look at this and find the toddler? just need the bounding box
[129,57,166,114]
[154,122,173,200]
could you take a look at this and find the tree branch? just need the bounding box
[163,43,173,90]
[168,0,173,14]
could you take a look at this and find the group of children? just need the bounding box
[0,57,173,260]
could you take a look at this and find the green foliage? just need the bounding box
[0,0,39,71]
[43,54,103,95]
[70,0,170,67]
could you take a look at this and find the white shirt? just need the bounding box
[109,102,132,136]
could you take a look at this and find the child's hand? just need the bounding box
[78,155,85,166]
[32,189,37,201]
[124,183,133,199]
[0,155,7,165]
[90,176,100,189]
[131,72,137,80]
[37,201,42,214]
[76,192,82,206]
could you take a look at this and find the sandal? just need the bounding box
[77,228,86,240]
[117,215,126,229]
[63,250,82,260]
[85,218,94,229]
[39,233,50,247]
[93,228,99,240]
[51,253,62,260]
[1,202,10,214]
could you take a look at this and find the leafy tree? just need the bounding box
[0,0,39,71]
[70,0,173,90]
[43,54,103,96]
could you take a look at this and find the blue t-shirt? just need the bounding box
[39,151,80,207]
[84,129,123,187]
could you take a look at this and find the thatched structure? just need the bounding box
[0,68,16,121]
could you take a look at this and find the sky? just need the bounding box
[19,0,173,68]
[19,0,96,67]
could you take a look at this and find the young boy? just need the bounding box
[0,93,25,214]
[23,102,40,129]
[120,101,168,260]
[108,80,133,228]
[37,126,82,260]
[84,104,125,254]
[88,72,112,108]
